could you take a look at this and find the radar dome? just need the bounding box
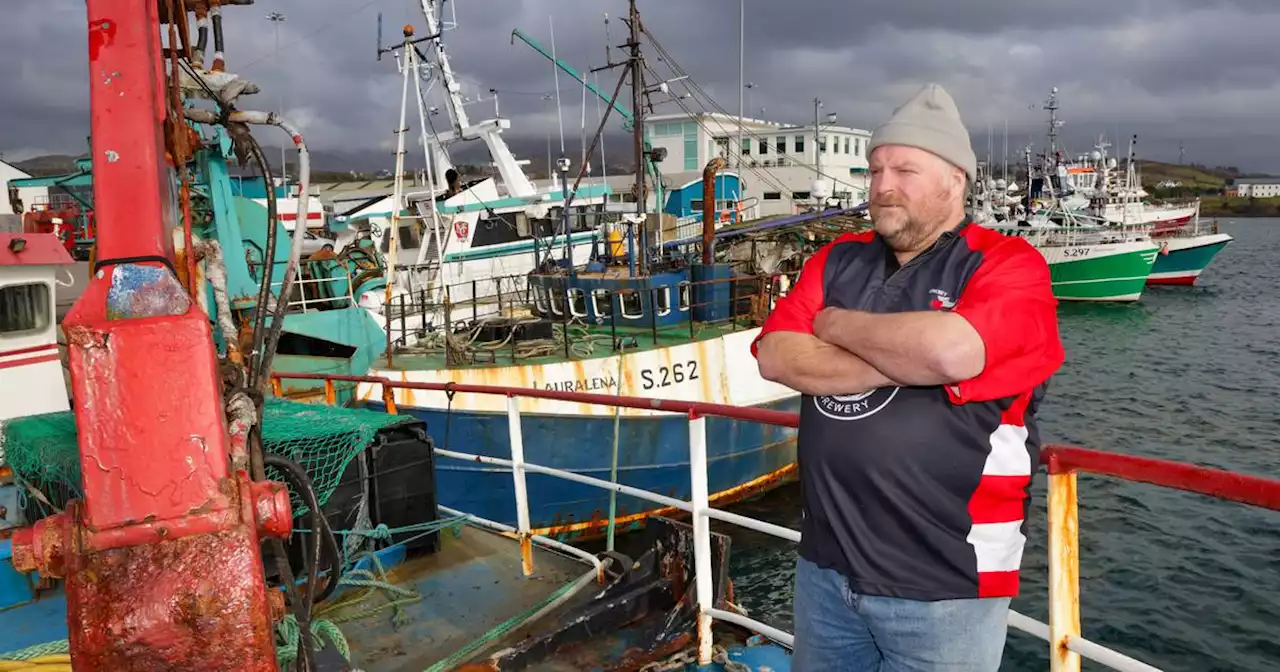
[811,178,832,200]
[1090,151,1102,161]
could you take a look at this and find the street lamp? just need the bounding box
[267,12,287,183]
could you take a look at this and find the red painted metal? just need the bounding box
[1042,444,1280,511]
[277,373,1280,512]
[0,354,60,371]
[86,0,173,266]
[0,233,75,266]
[4,1,290,669]
[0,343,59,358]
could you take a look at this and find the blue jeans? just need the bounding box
[792,557,1010,671]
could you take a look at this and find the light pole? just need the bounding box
[813,97,837,206]
[736,0,744,170]
[267,12,287,184]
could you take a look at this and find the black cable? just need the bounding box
[244,133,279,390]
[265,453,342,605]
[264,453,341,669]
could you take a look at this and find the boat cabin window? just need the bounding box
[471,216,522,247]
[380,223,419,254]
[678,281,691,311]
[533,285,550,313]
[0,282,52,335]
[530,217,557,239]
[592,289,612,318]
[567,288,588,317]
[549,288,566,316]
[654,287,671,316]
[621,290,643,320]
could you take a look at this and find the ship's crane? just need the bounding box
[8,1,301,669]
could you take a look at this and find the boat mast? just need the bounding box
[1044,87,1060,167]
[628,0,645,277]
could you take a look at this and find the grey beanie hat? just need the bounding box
[867,83,977,182]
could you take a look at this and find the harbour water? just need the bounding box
[719,219,1280,671]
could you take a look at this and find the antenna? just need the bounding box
[376,12,383,61]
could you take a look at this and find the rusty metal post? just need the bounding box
[700,157,724,265]
[271,376,284,398]
[507,395,534,576]
[381,382,399,415]
[1048,468,1082,672]
[323,378,336,406]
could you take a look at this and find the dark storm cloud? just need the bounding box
[3,0,1280,170]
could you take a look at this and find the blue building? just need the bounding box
[661,170,743,222]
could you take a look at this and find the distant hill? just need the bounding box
[1136,160,1238,193]
[12,154,82,177]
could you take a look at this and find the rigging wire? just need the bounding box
[641,26,855,188]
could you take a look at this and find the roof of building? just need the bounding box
[0,233,75,266]
[645,110,871,135]
[312,179,398,204]
[1231,177,1280,186]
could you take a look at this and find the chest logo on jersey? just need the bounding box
[928,288,956,310]
[813,387,900,421]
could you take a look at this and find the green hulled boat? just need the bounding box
[990,227,1159,302]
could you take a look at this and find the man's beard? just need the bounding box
[869,189,957,253]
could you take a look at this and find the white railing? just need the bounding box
[270,266,358,312]
[274,374,1196,671]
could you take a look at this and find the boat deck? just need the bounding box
[321,525,589,671]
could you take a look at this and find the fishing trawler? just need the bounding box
[971,163,1160,303]
[332,1,883,538]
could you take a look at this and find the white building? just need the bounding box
[644,111,872,217]
[1229,178,1280,198]
[0,160,38,215]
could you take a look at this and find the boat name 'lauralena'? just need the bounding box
[538,376,619,392]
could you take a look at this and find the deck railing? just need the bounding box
[380,268,801,366]
[270,373,1280,671]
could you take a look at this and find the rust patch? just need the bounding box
[612,632,694,672]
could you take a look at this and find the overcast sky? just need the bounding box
[3,0,1280,172]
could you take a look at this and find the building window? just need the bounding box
[684,122,698,171]
[854,138,861,156]
[759,139,768,155]
[691,199,703,211]
[792,191,811,200]
[794,136,805,153]
[763,192,781,200]
[844,137,850,154]
[742,138,751,156]
[678,281,691,311]
[776,136,786,154]
[819,136,827,153]
[0,283,51,335]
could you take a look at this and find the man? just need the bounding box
[752,83,1064,671]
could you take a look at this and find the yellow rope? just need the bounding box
[0,656,73,671]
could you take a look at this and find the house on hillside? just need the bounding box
[1228,177,1280,198]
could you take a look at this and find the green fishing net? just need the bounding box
[0,398,415,517]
